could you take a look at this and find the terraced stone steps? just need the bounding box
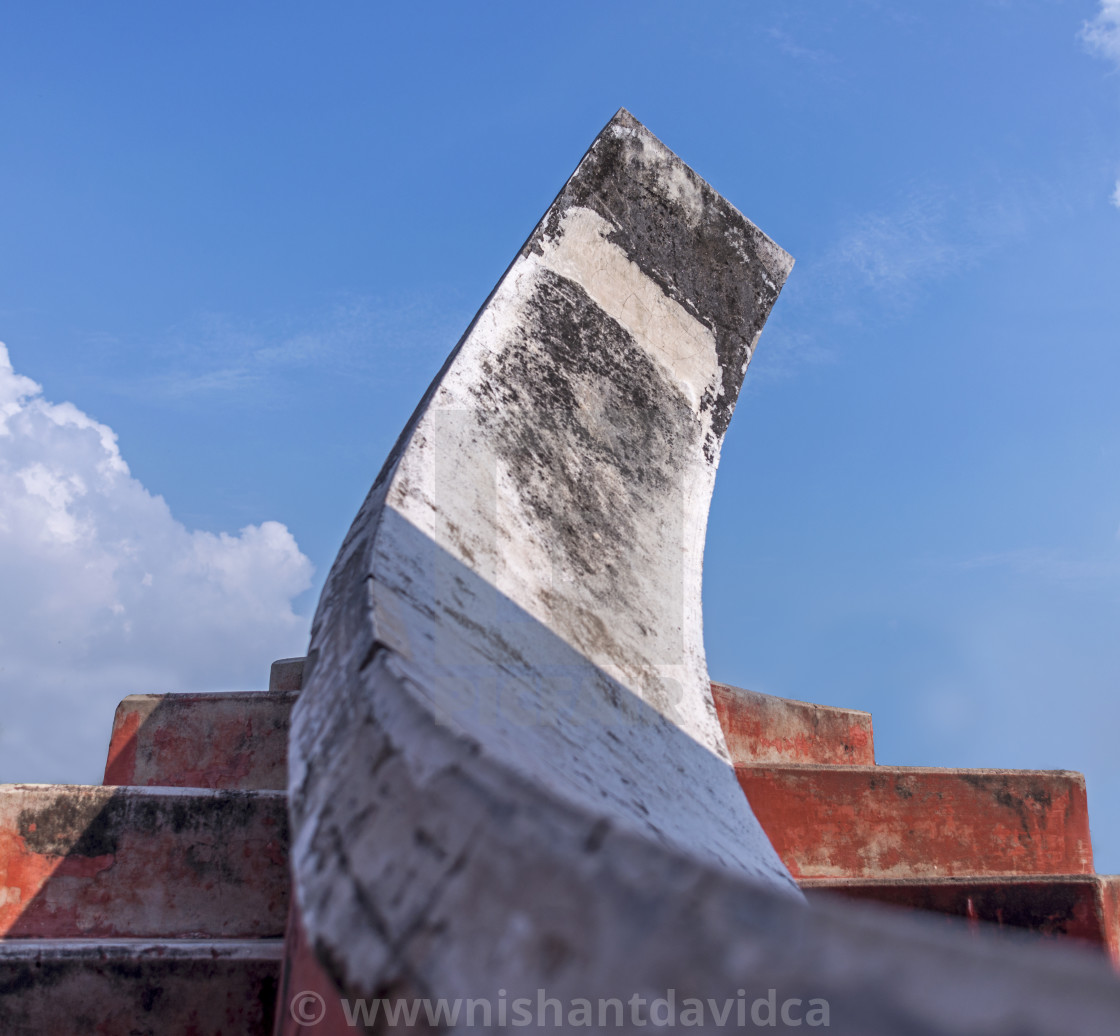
[1,682,292,1033]
[97,677,795,795]
[5,659,1116,1033]
[100,671,1111,965]
[0,938,282,1035]
[710,680,1118,962]
[0,784,288,939]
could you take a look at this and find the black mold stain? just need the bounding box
[18,793,120,857]
[16,790,286,860]
[473,269,694,604]
[530,111,790,456]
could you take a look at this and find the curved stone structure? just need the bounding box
[284,112,1120,1033]
[289,107,798,998]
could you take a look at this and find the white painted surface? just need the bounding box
[364,121,796,888]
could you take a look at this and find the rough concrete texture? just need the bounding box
[104,691,296,790]
[805,875,1120,965]
[0,937,281,1035]
[291,107,798,894]
[712,681,875,766]
[738,764,1094,879]
[0,785,288,938]
[284,110,1120,1033]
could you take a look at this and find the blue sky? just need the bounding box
[2,2,1119,866]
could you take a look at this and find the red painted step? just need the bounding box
[736,764,1094,879]
[0,785,288,939]
[803,875,1120,966]
[712,682,874,766]
[103,677,877,795]
[104,691,296,791]
[0,938,282,1035]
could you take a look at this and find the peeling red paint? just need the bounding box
[102,692,295,791]
[1100,876,1120,968]
[736,765,1094,880]
[0,786,289,939]
[712,682,875,766]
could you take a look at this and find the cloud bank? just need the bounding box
[0,343,313,783]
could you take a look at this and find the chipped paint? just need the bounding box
[712,681,876,766]
[737,765,1094,880]
[103,692,295,790]
[0,785,288,938]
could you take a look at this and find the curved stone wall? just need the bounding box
[288,107,798,999]
[283,112,1120,1033]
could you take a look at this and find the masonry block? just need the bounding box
[737,764,1094,879]
[104,691,296,791]
[712,682,874,766]
[270,657,306,693]
[0,785,288,938]
[0,938,281,1035]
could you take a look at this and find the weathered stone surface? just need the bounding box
[0,938,281,1035]
[712,681,875,766]
[104,691,295,790]
[737,764,1094,879]
[283,111,1120,1034]
[0,785,288,938]
[287,105,798,1020]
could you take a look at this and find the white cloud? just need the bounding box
[1081,0,1120,67]
[1081,4,1120,209]
[766,26,830,64]
[0,342,313,783]
[832,191,962,298]
[123,293,468,405]
[819,177,1054,312]
[950,546,1120,586]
